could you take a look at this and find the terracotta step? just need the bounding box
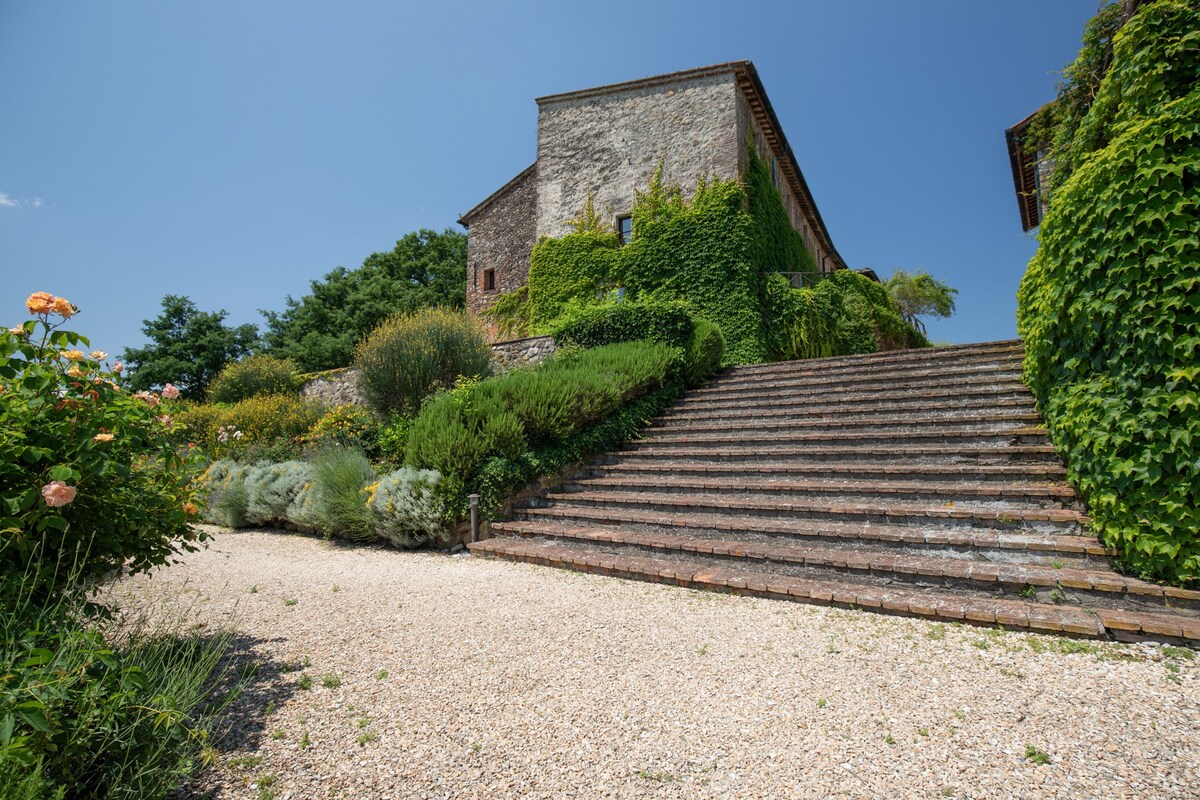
[658,395,1038,423]
[630,427,1051,450]
[487,522,1199,612]
[505,505,1112,562]
[595,460,1069,483]
[667,382,1033,414]
[568,475,1078,509]
[613,443,1062,465]
[714,350,1024,385]
[467,538,1200,644]
[684,373,1028,404]
[702,359,1023,395]
[535,490,1089,533]
[729,340,1024,376]
[646,411,1045,437]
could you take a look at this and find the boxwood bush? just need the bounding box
[550,299,695,350]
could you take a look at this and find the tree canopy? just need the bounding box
[884,269,958,336]
[261,228,467,372]
[121,295,260,399]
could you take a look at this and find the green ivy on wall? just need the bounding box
[526,147,923,364]
[1017,0,1200,586]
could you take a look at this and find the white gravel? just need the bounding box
[107,528,1199,800]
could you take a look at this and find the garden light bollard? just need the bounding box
[468,494,480,543]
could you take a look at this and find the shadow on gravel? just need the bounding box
[171,632,299,799]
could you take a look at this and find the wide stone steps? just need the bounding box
[488,521,1199,614]
[645,411,1045,437]
[594,461,1070,483]
[564,476,1078,509]
[497,508,1112,563]
[471,339,1199,644]
[614,443,1062,465]
[470,538,1200,642]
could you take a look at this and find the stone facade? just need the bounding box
[459,61,848,328]
[463,165,538,333]
[489,335,557,371]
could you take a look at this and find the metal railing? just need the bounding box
[763,271,825,289]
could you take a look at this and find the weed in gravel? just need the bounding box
[884,734,896,745]
[817,698,826,709]
[953,709,965,721]
[264,700,277,715]
[1024,744,1051,765]
[270,728,285,741]
[998,667,1026,679]
[299,731,311,750]
[638,770,678,782]
[331,584,340,593]
[249,585,258,594]
[971,638,990,650]
[927,624,947,640]
[355,717,369,729]
[302,656,311,668]
[356,731,378,747]
[696,644,709,656]
[283,598,298,607]
[471,743,482,753]
[1163,646,1195,660]
[321,672,342,688]
[229,754,263,769]
[297,673,313,690]
[255,772,277,800]
[375,669,389,679]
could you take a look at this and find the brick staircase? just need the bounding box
[468,340,1200,644]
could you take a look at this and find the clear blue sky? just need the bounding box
[0,1,1098,356]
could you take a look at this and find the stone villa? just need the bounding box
[459,61,848,323]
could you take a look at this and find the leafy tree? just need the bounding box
[121,295,259,399]
[262,228,467,372]
[883,269,958,336]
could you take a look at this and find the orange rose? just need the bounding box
[93,432,114,442]
[183,502,199,516]
[50,297,75,318]
[26,292,54,315]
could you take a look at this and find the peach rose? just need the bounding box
[8,326,25,336]
[50,297,75,318]
[41,481,77,508]
[89,350,107,360]
[93,432,114,442]
[134,391,159,407]
[158,414,174,429]
[61,350,84,361]
[161,383,181,400]
[183,502,199,516]
[26,292,54,315]
[66,365,85,378]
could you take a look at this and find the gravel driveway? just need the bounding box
[108,529,1199,800]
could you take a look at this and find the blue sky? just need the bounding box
[0,1,1097,356]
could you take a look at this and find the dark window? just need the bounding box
[483,268,496,291]
[616,215,633,245]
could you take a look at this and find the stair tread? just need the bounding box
[634,427,1049,446]
[601,462,1068,477]
[697,365,1025,394]
[487,521,1193,599]
[574,476,1077,499]
[728,340,1024,373]
[649,412,1044,433]
[539,490,1089,525]
[468,538,1200,643]
[513,505,1107,555]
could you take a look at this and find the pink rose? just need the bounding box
[134,391,159,407]
[158,414,174,429]
[41,481,77,508]
[161,383,180,400]
[112,362,124,374]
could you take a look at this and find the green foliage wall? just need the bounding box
[1017,0,1200,585]
[527,149,920,364]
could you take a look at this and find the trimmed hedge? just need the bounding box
[550,300,695,350]
[686,319,726,386]
[1017,0,1200,586]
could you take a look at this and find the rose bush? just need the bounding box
[0,293,209,604]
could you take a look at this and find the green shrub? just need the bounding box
[310,448,376,541]
[178,393,325,459]
[376,414,414,466]
[0,294,208,605]
[206,355,301,404]
[305,404,383,458]
[365,468,445,548]
[354,308,493,416]
[1017,0,1200,585]
[550,299,695,349]
[686,319,726,386]
[406,341,681,518]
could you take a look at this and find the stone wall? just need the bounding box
[300,368,365,407]
[535,71,742,239]
[298,337,558,408]
[464,165,538,321]
[490,335,557,371]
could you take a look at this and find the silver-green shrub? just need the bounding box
[244,461,312,526]
[365,467,445,548]
[202,460,251,528]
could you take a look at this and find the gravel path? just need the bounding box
[108,529,1199,800]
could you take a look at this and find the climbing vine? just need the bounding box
[1017,0,1200,585]
[527,147,922,363]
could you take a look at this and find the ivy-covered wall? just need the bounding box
[1017,0,1200,586]
[524,147,923,364]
